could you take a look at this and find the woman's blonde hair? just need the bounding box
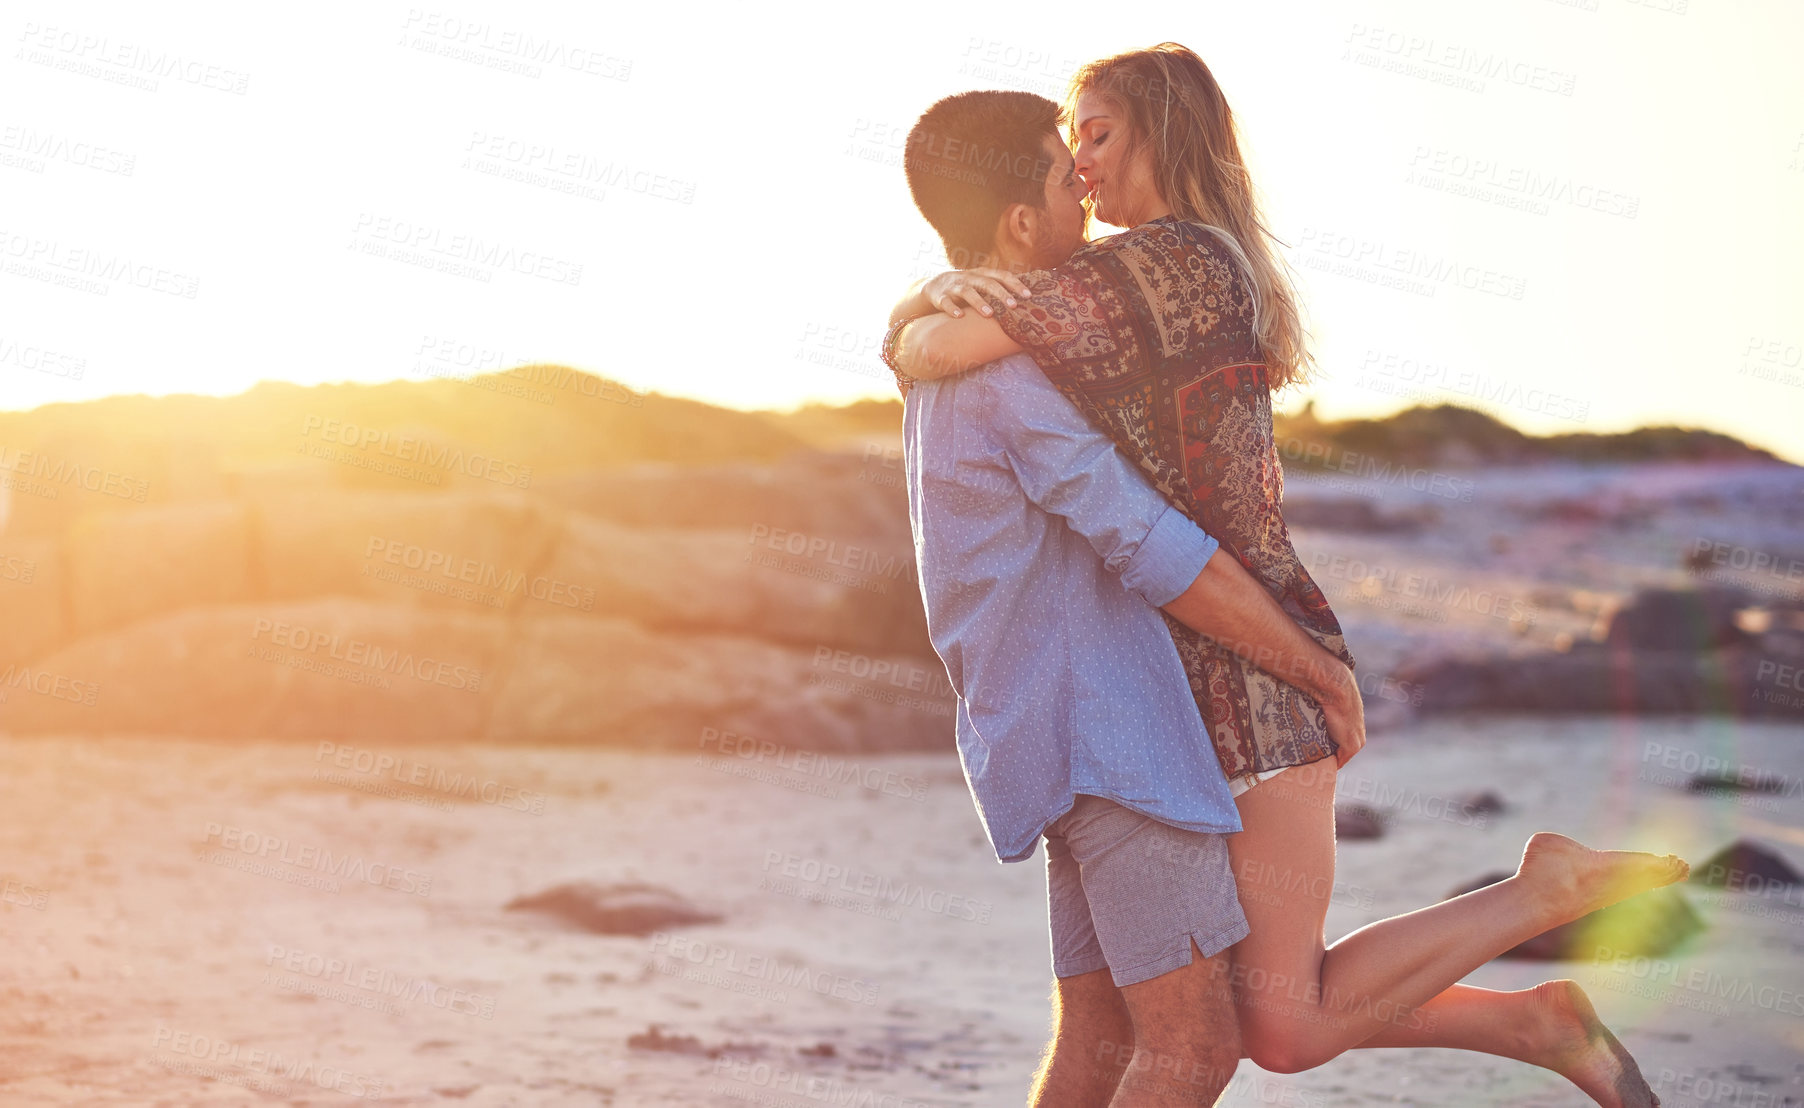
[1066,42,1315,391]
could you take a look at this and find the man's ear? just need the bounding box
[995,202,1035,257]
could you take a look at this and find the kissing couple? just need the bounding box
[882,42,1686,1107]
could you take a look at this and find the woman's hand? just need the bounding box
[921,268,1032,319]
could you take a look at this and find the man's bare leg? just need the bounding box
[1110,936,1241,1107]
[1031,968,1135,1107]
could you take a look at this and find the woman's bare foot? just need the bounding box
[1519,979,1661,1107]
[1516,832,1689,923]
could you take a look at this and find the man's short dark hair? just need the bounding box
[904,90,1062,265]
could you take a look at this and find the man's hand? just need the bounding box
[1312,662,1366,767]
[922,267,1032,319]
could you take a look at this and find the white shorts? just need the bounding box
[1226,765,1288,798]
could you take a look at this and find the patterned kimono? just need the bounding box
[987,214,1355,787]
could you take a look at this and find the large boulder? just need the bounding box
[1446,873,1703,960]
[65,500,254,636]
[480,614,949,750]
[539,514,928,656]
[0,536,64,664]
[256,490,565,614]
[0,598,509,741]
[0,599,954,752]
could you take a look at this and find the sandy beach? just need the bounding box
[0,710,1798,1106]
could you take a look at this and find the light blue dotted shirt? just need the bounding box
[903,354,1243,864]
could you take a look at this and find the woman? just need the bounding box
[888,43,1683,1105]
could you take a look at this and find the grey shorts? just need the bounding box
[1044,793,1249,988]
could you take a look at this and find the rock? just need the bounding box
[1685,772,1789,795]
[539,512,929,656]
[625,1024,764,1059]
[65,501,253,636]
[1446,873,1704,960]
[1335,804,1385,840]
[0,599,953,750]
[1604,586,1755,652]
[507,881,721,935]
[0,536,65,664]
[1454,791,1507,819]
[256,489,565,614]
[1689,841,1802,890]
[528,452,912,547]
[1281,497,1429,534]
[1398,642,1804,719]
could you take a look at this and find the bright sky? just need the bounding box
[3,1,1801,461]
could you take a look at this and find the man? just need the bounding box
[884,91,1364,1106]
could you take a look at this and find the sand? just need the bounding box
[0,713,1798,1106]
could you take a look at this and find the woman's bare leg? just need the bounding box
[1225,757,1681,1105]
[1356,981,1669,1106]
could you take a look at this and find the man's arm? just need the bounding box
[981,357,1365,763]
[1163,551,1366,766]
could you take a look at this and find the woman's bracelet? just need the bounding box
[880,315,925,395]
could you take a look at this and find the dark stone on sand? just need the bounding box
[1335,804,1385,840]
[1446,873,1703,960]
[505,881,722,936]
[1689,841,1803,890]
[1686,772,1789,795]
[1281,497,1432,534]
[1454,791,1507,819]
[1604,586,1756,652]
[626,1025,764,1059]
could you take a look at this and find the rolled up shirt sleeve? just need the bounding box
[980,355,1220,608]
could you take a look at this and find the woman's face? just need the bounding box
[1071,90,1161,228]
